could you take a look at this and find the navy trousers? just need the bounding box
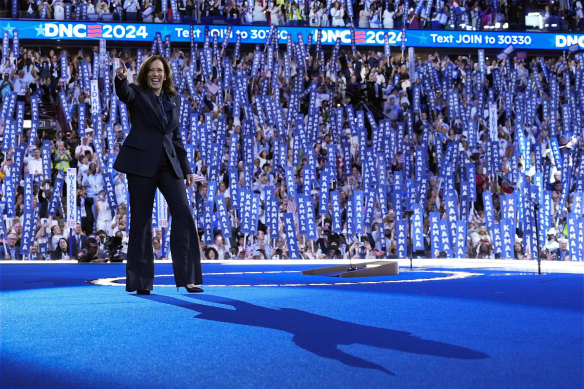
[125,153,202,292]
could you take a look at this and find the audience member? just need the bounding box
[1,39,583,262]
[50,237,71,260]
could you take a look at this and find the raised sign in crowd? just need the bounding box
[0,0,584,32]
[4,0,584,33]
[2,0,525,31]
[0,22,583,262]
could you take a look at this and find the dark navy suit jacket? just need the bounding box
[113,77,192,179]
[0,244,22,260]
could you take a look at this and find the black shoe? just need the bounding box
[136,289,151,295]
[184,286,204,293]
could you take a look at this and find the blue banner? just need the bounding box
[466,163,477,201]
[47,174,65,217]
[78,103,86,136]
[568,215,584,261]
[264,188,279,238]
[363,188,376,228]
[346,195,355,236]
[353,191,365,234]
[6,21,583,50]
[1,30,7,59]
[491,222,502,255]
[239,189,255,235]
[283,213,301,259]
[330,190,342,233]
[499,218,515,259]
[15,101,24,134]
[305,194,318,240]
[384,33,391,59]
[201,200,214,245]
[151,189,159,228]
[302,165,315,195]
[1,30,7,58]
[454,221,467,258]
[438,219,453,257]
[285,167,296,200]
[228,168,239,211]
[41,140,52,182]
[103,173,118,214]
[12,144,25,180]
[3,177,15,218]
[297,194,309,236]
[60,54,69,80]
[1,120,14,153]
[215,194,232,239]
[501,194,517,222]
[19,174,35,255]
[59,91,72,124]
[0,205,6,240]
[483,191,496,228]
[11,29,19,57]
[396,219,408,258]
[411,204,424,252]
[573,192,584,216]
[549,137,563,170]
[319,172,329,216]
[429,211,441,258]
[444,194,458,249]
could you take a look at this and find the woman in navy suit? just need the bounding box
[114,55,203,295]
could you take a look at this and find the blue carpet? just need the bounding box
[1,263,583,389]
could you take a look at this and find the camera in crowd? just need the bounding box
[359,82,370,101]
[105,236,124,262]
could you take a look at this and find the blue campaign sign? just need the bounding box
[396,220,408,259]
[4,20,584,50]
[429,212,441,258]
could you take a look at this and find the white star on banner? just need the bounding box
[34,24,45,37]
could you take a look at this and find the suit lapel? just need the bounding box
[168,95,179,130]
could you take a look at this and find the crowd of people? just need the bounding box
[8,0,584,32]
[0,0,525,31]
[0,25,582,261]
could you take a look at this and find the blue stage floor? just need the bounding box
[1,260,583,389]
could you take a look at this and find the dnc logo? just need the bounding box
[37,23,148,40]
[43,23,96,38]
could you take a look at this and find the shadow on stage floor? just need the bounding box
[137,293,489,375]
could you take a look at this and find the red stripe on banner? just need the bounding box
[88,25,102,37]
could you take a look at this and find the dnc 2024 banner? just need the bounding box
[1,20,584,50]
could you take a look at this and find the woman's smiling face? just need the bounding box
[147,59,165,95]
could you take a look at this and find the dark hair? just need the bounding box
[57,238,69,250]
[135,55,176,96]
[204,247,219,259]
[86,237,98,248]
